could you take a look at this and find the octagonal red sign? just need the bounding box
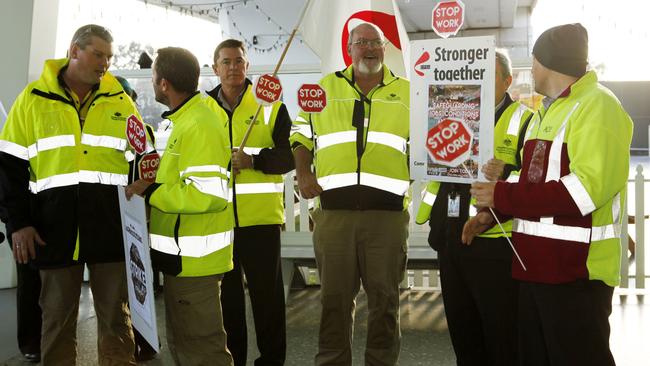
[426,118,472,167]
[254,74,283,106]
[432,0,465,39]
[297,84,327,113]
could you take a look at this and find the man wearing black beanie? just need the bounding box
[465,23,633,366]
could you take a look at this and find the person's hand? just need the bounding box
[482,158,506,182]
[12,226,46,264]
[297,171,323,199]
[231,148,253,175]
[461,211,495,245]
[126,179,154,199]
[470,182,497,208]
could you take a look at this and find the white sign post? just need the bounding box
[410,36,495,184]
[117,186,159,352]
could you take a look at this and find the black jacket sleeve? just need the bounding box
[253,103,295,174]
[0,152,33,234]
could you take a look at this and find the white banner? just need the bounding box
[117,186,159,352]
[410,36,495,183]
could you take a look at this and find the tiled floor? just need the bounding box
[0,285,648,365]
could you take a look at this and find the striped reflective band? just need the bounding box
[290,121,312,139]
[235,182,284,195]
[79,170,128,186]
[545,102,580,183]
[28,170,128,193]
[513,219,620,243]
[561,173,596,216]
[422,191,437,206]
[81,133,127,150]
[318,172,409,196]
[263,105,273,125]
[506,174,520,183]
[150,230,232,258]
[242,147,263,155]
[29,172,79,193]
[316,131,407,154]
[367,131,407,154]
[506,104,529,136]
[316,131,355,150]
[180,165,230,178]
[185,176,229,200]
[0,140,28,160]
[27,135,76,158]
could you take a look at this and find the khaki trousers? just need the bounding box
[39,262,136,366]
[164,274,233,366]
[313,209,409,366]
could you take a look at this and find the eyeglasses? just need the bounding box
[351,39,387,49]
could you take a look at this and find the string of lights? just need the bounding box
[145,0,303,53]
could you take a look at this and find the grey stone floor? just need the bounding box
[1,285,648,365]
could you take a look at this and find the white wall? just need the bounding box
[0,0,59,114]
[0,0,33,110]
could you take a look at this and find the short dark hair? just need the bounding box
[155,47,200,94]
[213,39,247,63]
[71,24,113,49]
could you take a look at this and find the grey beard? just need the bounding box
[357,59,382,75]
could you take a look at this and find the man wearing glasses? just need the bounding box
[205,39,294,366]
[291,23,410,365]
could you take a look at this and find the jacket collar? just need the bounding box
[35,58,123,97]
[161,91,201,122]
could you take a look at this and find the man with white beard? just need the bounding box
[290,23,411,366]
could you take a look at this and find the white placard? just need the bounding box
[117,186,159,352]
[410,36,495,184]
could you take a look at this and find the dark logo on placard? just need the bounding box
[129,244,147,305]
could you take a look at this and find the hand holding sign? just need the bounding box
[426,118,526,271]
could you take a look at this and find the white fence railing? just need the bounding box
[281,166,649,292]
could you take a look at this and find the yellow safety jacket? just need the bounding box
[0,58,153,268]
[145,93,233,277]
[205,81,291,227]
[495,71,633,286]
[290,65,410,210]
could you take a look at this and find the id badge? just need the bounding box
[447,194,460,218]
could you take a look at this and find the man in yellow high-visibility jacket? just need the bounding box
[127,47,234,366]
[291,23,410,365]
[204,39,294,366]
[0,24,153,365]
[468,24,632,366]
[416,49,532,366]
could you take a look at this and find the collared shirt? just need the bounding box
[216,86,246,113]
[57,67,99,125]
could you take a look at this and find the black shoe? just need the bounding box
[23,353,40,363]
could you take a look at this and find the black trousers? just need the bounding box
[16,262,42,354]
[518,280,616,366]
[438,237,519,366]
[221,224,287,366]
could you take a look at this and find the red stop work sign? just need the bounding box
[297,84,327,113]
[139,153,160,182]
[426,118,472,167]
[254,74,283,106]
[126,114,146,155]
[432,0,465,38]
